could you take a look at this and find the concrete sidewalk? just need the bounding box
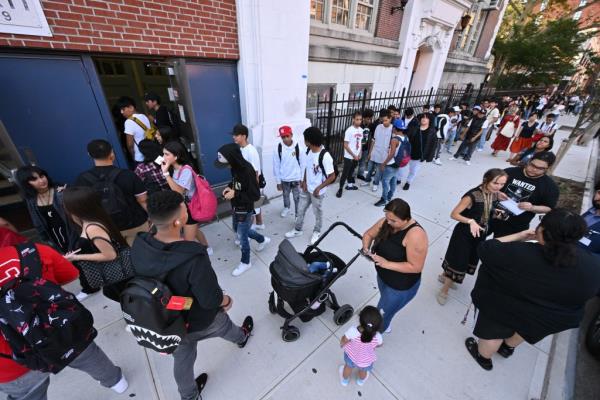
[38,114,591,400]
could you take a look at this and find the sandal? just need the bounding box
[497,341,515,358]
[437,274,457,290]
[436,290,448,306]
[465,337,493,371]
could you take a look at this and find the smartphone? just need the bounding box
[154,155,164,165]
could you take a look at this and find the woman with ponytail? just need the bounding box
[464,209,600,371]
[339,306,383,386]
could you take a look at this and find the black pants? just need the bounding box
[339,158,358,188]
[454,139,478,161]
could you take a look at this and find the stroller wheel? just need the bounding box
[268,292,276,314]
[282,326,300,342]
[333,305,354,326]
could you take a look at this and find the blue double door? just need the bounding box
[0,55,240,186]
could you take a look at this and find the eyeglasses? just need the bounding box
[527,162,548,171]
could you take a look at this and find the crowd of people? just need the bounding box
[0,89,599,399]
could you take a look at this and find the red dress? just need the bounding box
[491,115,520,152]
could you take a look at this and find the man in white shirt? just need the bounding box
[273,125,302,217]
[361,111,392,192]
[118,96,152,163]
[537,114,558,137]
[232,124,265,230]
[337,111,364,198]
[536,95,548,116]
[477,99,500,151]
[285,127,335,245]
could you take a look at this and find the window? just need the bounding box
[306,84,336,109]
[573,11,582,20]
[466,10,486,54]
[355,0,374,31]
[310,0,325,22]
[454,4,485,56]
[349,83,372,99]
[94,59,126,76]
[330,0,350,26]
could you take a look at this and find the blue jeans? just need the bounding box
[364,161,382,185]
[308,261,330,273]
[477,126,492,150]
[233,211,265,264]
[444,128,457,152]
[380,165,399,202]
[376,275,420,331]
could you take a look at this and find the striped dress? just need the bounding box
[343,326,383,368]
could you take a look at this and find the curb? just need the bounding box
[541,136,598,400]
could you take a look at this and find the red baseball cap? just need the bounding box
[278,125,293,137]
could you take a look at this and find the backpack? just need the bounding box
[130,116,157,140]
[278,143,300,165]
[178,166,217,223]
[120,276,186,354]
[0,243,96,373]
[82,169,131,226]
[392,136,412,168]
[304,148,339,179]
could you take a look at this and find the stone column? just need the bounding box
[236,0,311,198]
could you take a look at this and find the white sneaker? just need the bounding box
[251,224,265,231]
[477,148,483,152]
[356,371,370,386]
[75,292,89,302]
[372,185,378,192]
[280,208,290,218]
[256,236,270,252]
[384,326,392,334]
[206,247,214,256]
[234,239,241,247]
[310,232,321,245]
[111,375,129,394]
[285,229,303,238]
[434,158,442,166]
[449,157,456,161]
[232,262,252,276]
[466,160,471,166]
[360,181,370,187]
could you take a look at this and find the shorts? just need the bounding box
[344,353,374,372]
[185,202,198,225]
[473,312,545,344]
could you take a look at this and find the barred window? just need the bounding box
[310,0,325,22]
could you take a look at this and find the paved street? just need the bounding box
[32,115,593,400]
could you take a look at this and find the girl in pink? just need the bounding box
[339,306,383,386]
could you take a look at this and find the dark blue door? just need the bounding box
[186,62,241,185]
[0,55,124,184]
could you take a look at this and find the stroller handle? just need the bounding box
[308,221,362,251]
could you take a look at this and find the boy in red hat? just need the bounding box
[273,126,303,217]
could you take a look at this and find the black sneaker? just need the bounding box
[336,189,343,198]
[195,373,208,398]
[238,316,254,348]
[374,199,386,207]
[347,185,358,191]
[403,183,410,191]
[465,337,493,371]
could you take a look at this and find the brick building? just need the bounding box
[0,0,311,209]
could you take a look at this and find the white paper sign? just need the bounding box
[500,199,525,216]
[178,105,186,122]
[167,87,175,101]
[0,0,52,37]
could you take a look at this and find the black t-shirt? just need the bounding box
[75,166,148,230]
[493,167,559,235]
[154,106,172,128]
[465,116,486,139]
[519,121,538,139]
[472,239,600,342]
[372,223,422,290]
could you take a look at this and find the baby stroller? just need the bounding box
[268,222,363,342]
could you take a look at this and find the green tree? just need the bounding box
[492,17,588,89]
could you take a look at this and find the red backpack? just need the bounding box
[178,166,217,223]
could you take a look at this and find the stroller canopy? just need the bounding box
[271,239,321,288]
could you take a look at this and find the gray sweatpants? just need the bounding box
[173,311,245,400]
[0,341,121,400]
[294,191,324,233]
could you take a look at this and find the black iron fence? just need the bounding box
[311,84,547,163]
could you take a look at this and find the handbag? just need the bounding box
[77,246,134,289]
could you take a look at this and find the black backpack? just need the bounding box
[304,148,339,179]
[0,243,96,373]
[278,143,301,165]
[120,276,186,354]
[82,169,131,224]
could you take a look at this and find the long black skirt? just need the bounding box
[441,223,485,284]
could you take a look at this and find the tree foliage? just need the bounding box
[492,17,588,89]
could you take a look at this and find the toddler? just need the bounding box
[339,306,383,386]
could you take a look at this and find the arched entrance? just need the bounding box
[409,44,434,91]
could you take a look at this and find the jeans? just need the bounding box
[434,138,443,159]
[380,165,399,202]
[444,128,458,152]
[294,191,324,233]
[339,158,358,188]
[358,149,370,176]
[233,211,265,264]
[0,370,49,400]
[364,161,382,185]
[477,126,494,150]
[281,181,300,213]
[308,261,330,273]
[454,139,478,161]
[173,311,246,400]
[406,160,422,184]
[377,276,421,331]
